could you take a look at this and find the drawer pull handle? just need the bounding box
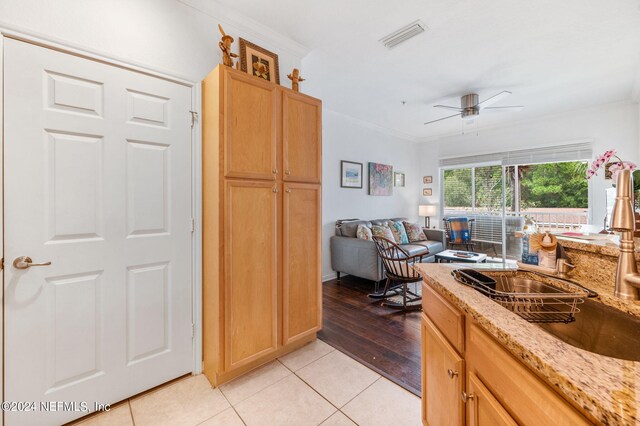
[447,369,458,379]
[461,392,474,403]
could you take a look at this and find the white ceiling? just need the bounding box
[213,0,640,140]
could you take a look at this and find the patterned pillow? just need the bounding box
[356,224,373,241]
[403,221,426,242]
[371,225,395,242]
[390,221,409,244]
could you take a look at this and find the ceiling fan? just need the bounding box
[424,91,523,125]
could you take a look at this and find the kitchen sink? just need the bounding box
[453,269,640,362]
[536,298,640,362]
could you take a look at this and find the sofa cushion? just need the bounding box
[356,224,373,241]
[412,239,444,254]
[398,244,430,257]
[340,220,372,238]
[403,221,427,242]
[389,221,409,244]
[371,225,395,241]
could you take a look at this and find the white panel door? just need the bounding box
[3,38,193,425]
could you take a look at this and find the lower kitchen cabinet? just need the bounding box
[421,282,593,426]
[422,314,464,426]
[466,372,517,426]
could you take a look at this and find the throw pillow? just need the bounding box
[387,221,401,243]
[371,224,395,242]
[356,224,373,241]
[403,221,426,243]
[390,221,409,244]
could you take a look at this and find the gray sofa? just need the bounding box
[330,218,446,282]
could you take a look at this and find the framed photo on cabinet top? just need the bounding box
[239,38,280,84]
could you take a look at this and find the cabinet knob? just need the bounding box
[285,170,291,175]
[272,169,278,174]
[447,369,458,379]
[273,188,279,193]
[461,392,474,403]
[285,188,292,193]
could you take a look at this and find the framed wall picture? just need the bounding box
[423,176,433,184]
[341,161,363,188]
[239,38,280,84]
[369,162,393,196]
[394,172,405,187]
[423,188,433,196]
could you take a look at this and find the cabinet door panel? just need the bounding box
[224,180,279,370]
[467,372,517,426]
[224,70,277,180]
[422,314,464,426]
[282,183,322,344]
[283,91,321,183]
[467,322,591,426]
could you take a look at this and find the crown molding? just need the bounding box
[177,0,310,60]
[324,109,419,143]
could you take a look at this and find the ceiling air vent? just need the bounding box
[379,20,426,49]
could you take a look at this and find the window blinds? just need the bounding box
[439,141,593,168]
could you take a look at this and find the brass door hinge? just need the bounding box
[190,110,199,128]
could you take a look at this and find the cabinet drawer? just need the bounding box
[467,321,591,426]
[423,283,465,353]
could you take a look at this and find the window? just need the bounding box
[443,168,472,211]
[444,161,588,219]
[442,160,590,259]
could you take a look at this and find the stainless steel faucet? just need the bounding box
[611,169,640,300]
[556,259,576,280]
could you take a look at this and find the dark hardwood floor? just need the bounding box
[318,275,422,396]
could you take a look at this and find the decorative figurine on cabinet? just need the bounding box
[217,24,239,68]
[287,68,305,92]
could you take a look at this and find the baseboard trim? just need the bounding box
[322,272,340,282]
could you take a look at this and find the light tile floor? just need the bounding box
[73,339,421,426]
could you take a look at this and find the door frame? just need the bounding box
[0,24,205,413]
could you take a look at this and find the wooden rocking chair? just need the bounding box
[369,236,424,311]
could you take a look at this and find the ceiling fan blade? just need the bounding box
[424,113,461,125]
[483,105,524,111]
[478,91,512,108]
[433,105,462,111]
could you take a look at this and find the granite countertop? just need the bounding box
[414,262,640,425]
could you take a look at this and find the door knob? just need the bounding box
[13,256,52,270]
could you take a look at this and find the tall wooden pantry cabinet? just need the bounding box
[202,65,322,386]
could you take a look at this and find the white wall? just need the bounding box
[0,0,306,82]
[321,110,421,280]
[418,101,640,226]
